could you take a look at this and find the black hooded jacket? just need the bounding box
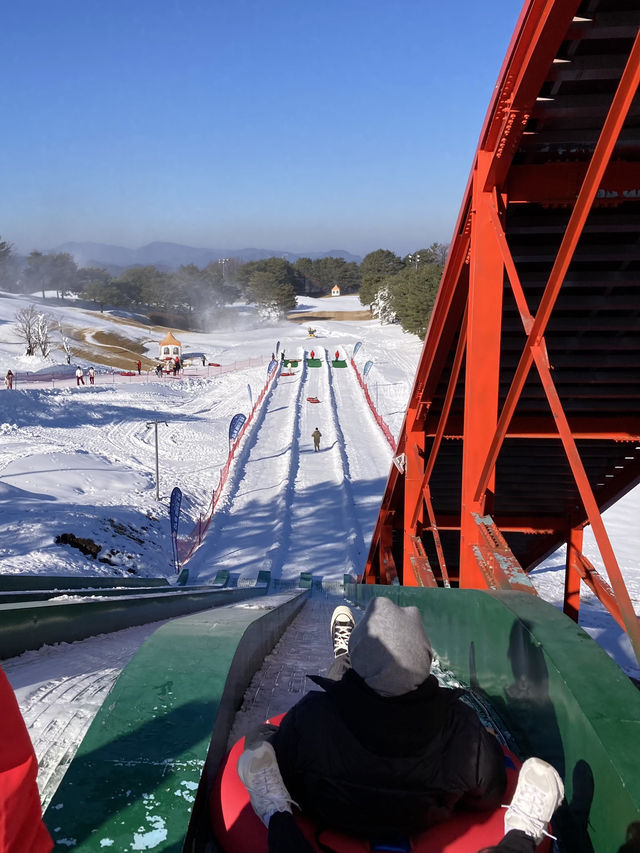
[272,669,506,837]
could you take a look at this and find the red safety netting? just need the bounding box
[350,359,396,451]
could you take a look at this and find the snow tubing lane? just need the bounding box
[210,717,551,853]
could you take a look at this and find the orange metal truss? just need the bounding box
[364,0,640,666]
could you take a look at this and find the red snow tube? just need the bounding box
[210,717,551,853]
[0,668,53,852]
[306,397,320,403]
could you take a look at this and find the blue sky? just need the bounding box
[2,0,523,258]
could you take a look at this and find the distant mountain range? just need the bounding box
[52,241,362,272]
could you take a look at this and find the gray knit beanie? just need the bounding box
[348,597,432,697]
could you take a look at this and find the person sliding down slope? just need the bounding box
[237,598,563,853]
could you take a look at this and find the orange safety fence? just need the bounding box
[350,359,396,451]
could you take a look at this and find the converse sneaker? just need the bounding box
[504,757,564,843]
[237,741,296,826]
[330,605,355,657]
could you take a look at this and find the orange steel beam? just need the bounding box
[411,306,468,529]
[486,193,640,659]
[428,417,640,442]
[475,28,640,505]
[423,485,451,588]
[470,515,537,593]
[364,0,640,664]
[571,549,628,634]
[459,152,504,588]
[564,527,583,623]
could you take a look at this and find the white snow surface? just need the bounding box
[1,287,639,721]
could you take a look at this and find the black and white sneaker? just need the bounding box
[330,605,355,658]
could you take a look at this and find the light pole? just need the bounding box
[218,257,230,280]
[408,253,421,269]
[146,419,168,500]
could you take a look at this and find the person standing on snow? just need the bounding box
[75,366,85,386]
[312,427,322,452]
[136,360,142,375]
[88,366,95,385]
[5,370,13,389]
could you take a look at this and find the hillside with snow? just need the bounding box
[0,289,638,680]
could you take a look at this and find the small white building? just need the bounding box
[331,284,341,297]
[159,331,182,361]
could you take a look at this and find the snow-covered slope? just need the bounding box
[0,289,638,679]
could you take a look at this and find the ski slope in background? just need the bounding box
[0,290,638,680]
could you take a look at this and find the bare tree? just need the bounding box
[59,328,72,364]
[34,312,52,357]
[14,305,39,355]
[14,304,52,357]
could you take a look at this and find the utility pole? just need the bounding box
[146,419,168,500]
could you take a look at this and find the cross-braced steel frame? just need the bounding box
[364,0,640,666]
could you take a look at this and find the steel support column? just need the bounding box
[564,526,583,622]
[403,404,425,586]
[459,155,504,588]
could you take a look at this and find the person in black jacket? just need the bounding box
[238,597,564,853]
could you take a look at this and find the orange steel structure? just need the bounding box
[364,0,640,665]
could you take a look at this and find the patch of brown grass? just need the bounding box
[289,309,372,322]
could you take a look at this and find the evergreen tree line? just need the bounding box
[0,236,447,337]
[357,245,448,338]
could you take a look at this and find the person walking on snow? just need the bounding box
[75,366,85,386]
[312,427,322,452]
[5,370,13,390]
[88,366,95,385]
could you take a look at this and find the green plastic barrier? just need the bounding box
[331,359,347,368]
[345,584,640,853]
[44,590,309,852]
[256,570,271,587]
[306,358,322,367]
[0,584,213,605]
[298,572,313,588]
[0,586,269,660]
[0,574,169,591]
[212,569,230,588]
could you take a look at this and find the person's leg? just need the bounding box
[326,605,355,679]
[267,811,315,853]
[478,758,564,853]
[238,739,312,853]
[477,829,536,853]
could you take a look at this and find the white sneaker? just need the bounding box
[237,741,296,826]
[504,757,564,843]
[330,605,355,657]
